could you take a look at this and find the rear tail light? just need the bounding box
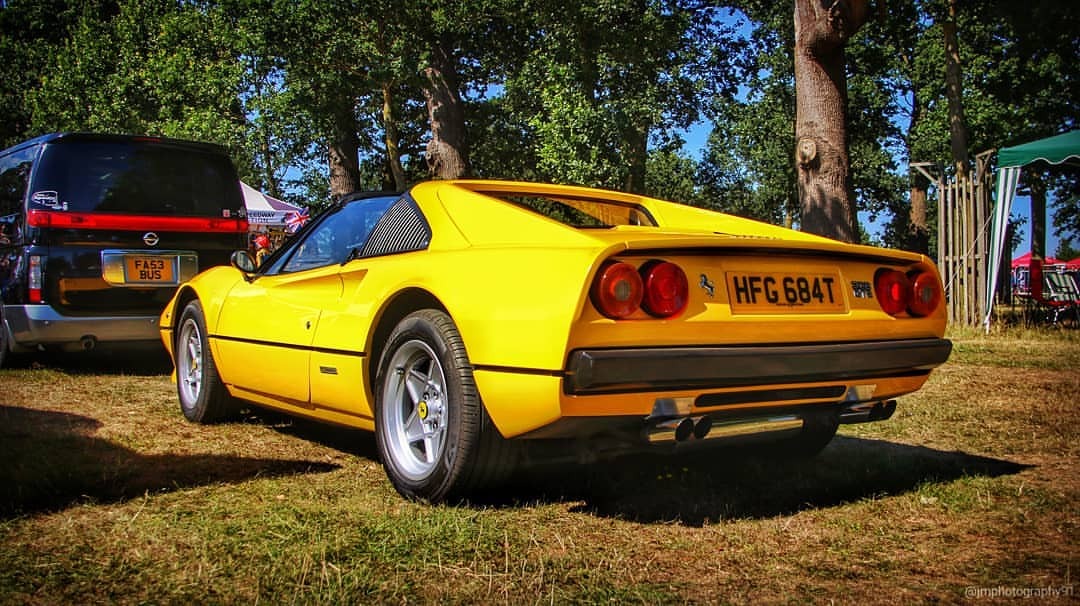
[908,271,943,317]
[28,255,43,303]
[591,261,643,319]
[641,261,689,318]
[874,269,911,316]
[874,268,943,317]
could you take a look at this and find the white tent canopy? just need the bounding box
[984,130,1080,330]
[240,182,305,227]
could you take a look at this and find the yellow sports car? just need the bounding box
[159,180,951,502]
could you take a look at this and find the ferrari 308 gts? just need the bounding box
[159,180,951,502]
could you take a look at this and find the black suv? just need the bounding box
[0,133,248,366]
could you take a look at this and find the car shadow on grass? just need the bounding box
[491,436,1032,525]
[0,406,339,519]
[236,413,1031,523]
[242,409,381,461]
[4,344,174,376]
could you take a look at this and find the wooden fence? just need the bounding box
[912,151,994,328]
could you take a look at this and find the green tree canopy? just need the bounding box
[1,0,1075,244]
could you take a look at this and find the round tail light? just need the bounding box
[874,269,911,316]
[641,261,689,318]
[908,271,943,317]
[591,261,644,319]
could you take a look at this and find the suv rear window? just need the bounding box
[28,140,241,217]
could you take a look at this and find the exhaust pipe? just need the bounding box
[644,417,695,443]
[839,399,897,424]
[644,414,803,444]
[693,415,712,440]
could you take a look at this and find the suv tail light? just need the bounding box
[28,255,43,303]
[640,261,689,318]
[591,261,643,319]
[27,210,249,233]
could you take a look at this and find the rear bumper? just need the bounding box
[3,304,161,349]
[565,338,953,395]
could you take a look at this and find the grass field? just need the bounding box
[1,329,1077,604]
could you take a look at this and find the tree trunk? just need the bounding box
[1030,174,1046,260]
[908,171,930,254]
[904,73,930,255]
[259,125,279,198]
[328,103,362,199]
[382,82,407,191]
[942,0,970,180]
[793,0,869,243]
[422,39,470,179]
[623,121,648,194]
[251,71,280,197]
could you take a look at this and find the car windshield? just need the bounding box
[29,140,243,217]
[272,195,399,273]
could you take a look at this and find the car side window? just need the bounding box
[277,195,400,274]
[282,226,336,272]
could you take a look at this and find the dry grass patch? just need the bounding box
[0,331,1077,604]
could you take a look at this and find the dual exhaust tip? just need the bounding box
[644,399,898,445]
[648,415,713,443]
[644,414,804,444]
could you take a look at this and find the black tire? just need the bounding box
[770,411,839,458]
[174,299,236,423]
[0,312,8,370]
[374,309,515,502]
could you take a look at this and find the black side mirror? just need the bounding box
[230,250,257,275]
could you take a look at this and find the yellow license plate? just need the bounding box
[726,271,847,314]
[125,256,176,284]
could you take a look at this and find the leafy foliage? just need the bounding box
[1054,238,1078,262]
[29,1,246,146]
[498,0,721,194]
[0,0,1075,240]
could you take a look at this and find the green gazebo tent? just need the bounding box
[984,129,1080,330]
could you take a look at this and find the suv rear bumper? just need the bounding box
[3,304,160,350]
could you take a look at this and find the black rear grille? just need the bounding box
[695,385,847,408]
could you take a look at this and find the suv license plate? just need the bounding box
[124,255,176,284]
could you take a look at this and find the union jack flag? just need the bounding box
[284,208,310,233]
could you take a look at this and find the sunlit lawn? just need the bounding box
[0,329,1077,604]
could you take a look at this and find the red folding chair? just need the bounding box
[1030,258,1078,326]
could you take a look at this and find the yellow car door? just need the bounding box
[307,263,375,422]
[214,264,343,405]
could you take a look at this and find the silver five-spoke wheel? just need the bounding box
[380,339,448,481]
[177,316,204,407]
[174,299,235,423]
[375,309,513,502]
